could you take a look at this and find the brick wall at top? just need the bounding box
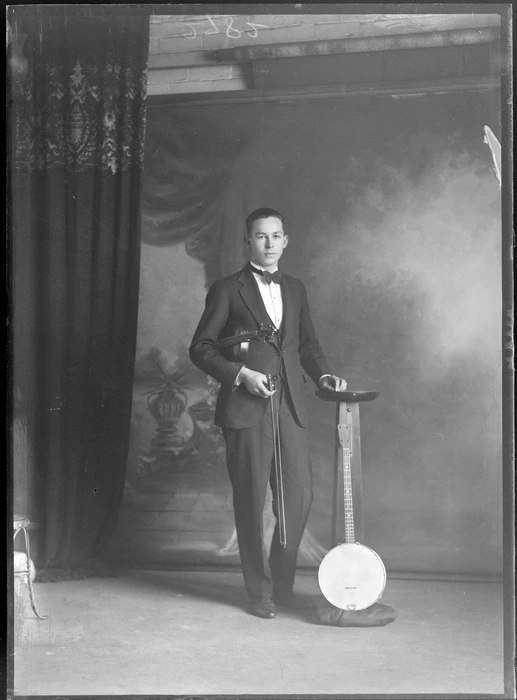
[147,13,502,95]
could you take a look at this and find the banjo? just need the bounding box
[317,389,386,611]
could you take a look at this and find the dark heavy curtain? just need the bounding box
[10,9,149,571]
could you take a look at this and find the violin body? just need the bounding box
[218,323,278,363]
[224,329,253,363]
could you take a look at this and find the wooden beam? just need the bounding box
[216,27,501,63]
[147,75,500,109]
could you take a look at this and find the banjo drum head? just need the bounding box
[318,542,386,611]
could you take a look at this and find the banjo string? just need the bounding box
[343,446,355,544]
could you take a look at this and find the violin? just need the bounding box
[218,323,278,363]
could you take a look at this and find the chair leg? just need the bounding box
[19,527,47,621]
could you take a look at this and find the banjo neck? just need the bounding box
[338,422,357,545]
[332,399,364,545]
[316,388,379,548]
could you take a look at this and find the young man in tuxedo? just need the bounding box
[189,208,347,619]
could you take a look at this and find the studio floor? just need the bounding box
[11,569,505,697]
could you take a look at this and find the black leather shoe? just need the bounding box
[249,597,277,618]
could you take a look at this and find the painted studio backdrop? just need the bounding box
[105,90,502,578]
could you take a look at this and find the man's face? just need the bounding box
[245,216,288,270]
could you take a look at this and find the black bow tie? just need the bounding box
[251,266,282,285]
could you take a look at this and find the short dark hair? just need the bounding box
[245,208,284,235]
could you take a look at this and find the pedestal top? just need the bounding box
[316,389,380,403]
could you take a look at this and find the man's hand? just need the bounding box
[319,375,348,392]
[240,367,276,397]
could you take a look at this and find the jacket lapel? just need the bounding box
[238,264,272,329]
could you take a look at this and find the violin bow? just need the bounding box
[268,374,287,548]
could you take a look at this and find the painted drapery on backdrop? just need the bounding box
[142,104,249,285]
[11,8,149,573]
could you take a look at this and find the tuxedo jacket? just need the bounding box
[189,264,331,429]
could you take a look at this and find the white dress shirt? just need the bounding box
[233,263,281,388]
[249,263,283,329]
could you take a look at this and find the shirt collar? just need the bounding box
[250,262,279,274]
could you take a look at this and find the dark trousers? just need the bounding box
[223,380,313,600]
